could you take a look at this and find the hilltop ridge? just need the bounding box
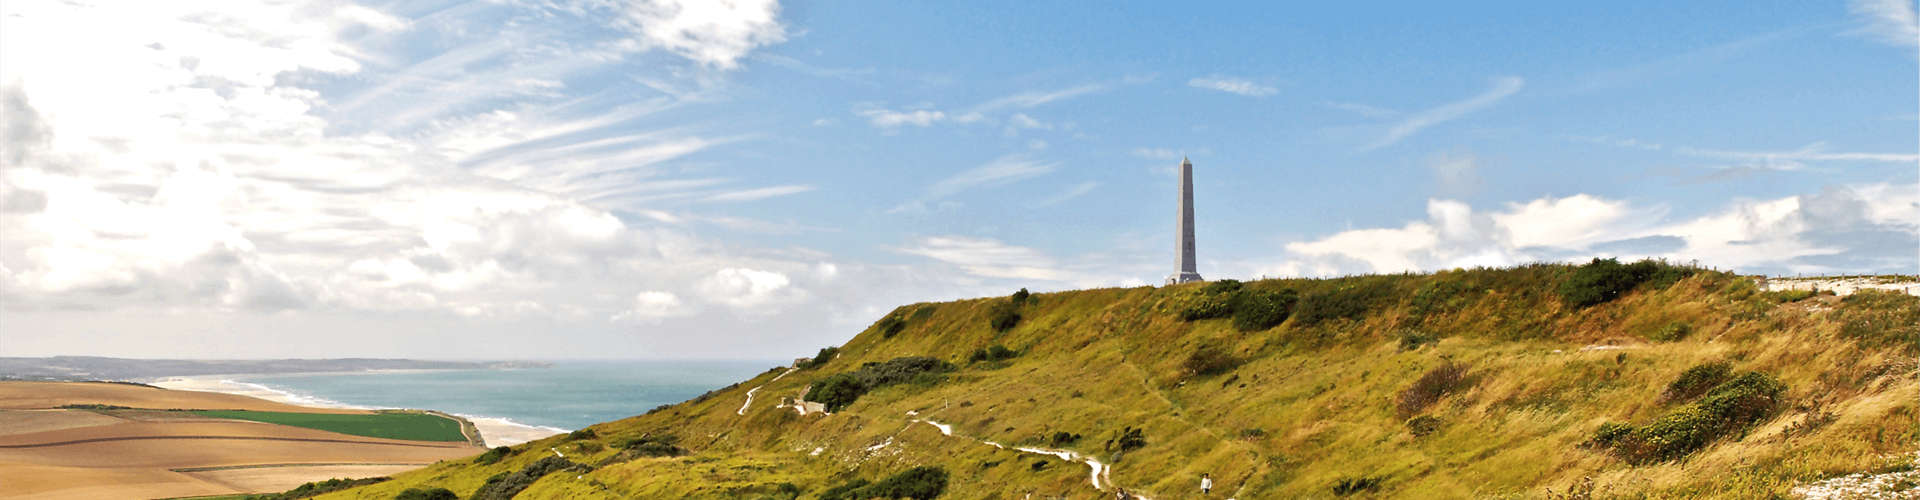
[314,262,1918,500]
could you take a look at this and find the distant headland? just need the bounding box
[0,356,553,382]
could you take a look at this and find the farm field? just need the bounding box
[189,410,468,442]
[0,382,482,499]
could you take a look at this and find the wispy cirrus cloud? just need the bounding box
[1031,182,1098,208]
[858,107,947,128]
[1366,77,1524,150]
[889,155,1057,213]
[976,84,1104,111]
[1188,75,1278,96]
[1848,0,1920,51]
[889,235,1071,281]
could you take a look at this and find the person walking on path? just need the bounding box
[1115,487,1132,500]
[1200,473,1213,494]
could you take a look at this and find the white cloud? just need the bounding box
[1188,75,1278,97]
[976,84,1104,111]
[1004,113,1053,136]
[1677,142,1920,163]
[1848,0,1920,51]
[859,108,947,128]
[919,155,1057,201]
[700,185,815,202]
[694,268,807,313]
[1257,184,1919,278]
[1367,77,1525,150]
[891,236,1072,281]
[612,291,694,323]
[1032,182,1098,208]
[606,0,790,69]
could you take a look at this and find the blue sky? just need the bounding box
[1,0,1914,360]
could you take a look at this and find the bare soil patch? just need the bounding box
[0,409,130,436]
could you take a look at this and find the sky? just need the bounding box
[1,0,1915,360]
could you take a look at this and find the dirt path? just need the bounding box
[739,367,798,416]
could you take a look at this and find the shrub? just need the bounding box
[1050,431,1082,446]
[617,434,685,457]
[814,357,957,412]
[394,487,456,500]
[1397,330,1438,351]
[471,456,591,500]
[1107,426,1146,452]
[1202,279,1244,295]
[1410,278,1473,320]
[274,477,391,500]
[1593,371,1785,463]
[1660,361,1731,403]
[473,446,516,465]
[804,347,840,369]
[567,428,597,440]
[1180,292,1234,321]
[1011,287,1031,304]
[1397,362,1468,418]
[1331,476,1384,496]
[1230,288,1298,331]
[819,466,949,500]
[877,314,907,339]
[968,344,1019,364]
[1182,344,1238,376]
[1558,258,1675,307]
[1651,321,1694,342]
[1238,428,1268,441]
[990,304,1022,332]
[1293,281,1395,326]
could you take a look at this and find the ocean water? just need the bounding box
[230,360,779,432]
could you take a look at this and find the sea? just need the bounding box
[226,360,779,432]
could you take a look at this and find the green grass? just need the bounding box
[308,266,1919,500]
[192,410,467,442]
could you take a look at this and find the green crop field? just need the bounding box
[191,410,467,442]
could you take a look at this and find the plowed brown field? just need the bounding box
[0,382,481,499]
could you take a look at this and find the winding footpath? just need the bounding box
[737,367,799,416]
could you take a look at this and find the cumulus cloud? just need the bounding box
[606,0,790,69]
[1188,75,1279,97]
[1367,77,1525,150]
[612,291,695,323]
[1256,184,1918,278]
[694,268,808,314]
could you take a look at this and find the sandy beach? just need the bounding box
[150,376,565,447]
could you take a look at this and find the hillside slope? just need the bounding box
[315,263,1918,500]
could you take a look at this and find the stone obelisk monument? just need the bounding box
[1167,157,1204,285]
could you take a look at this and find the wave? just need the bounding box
[453,413,571,434]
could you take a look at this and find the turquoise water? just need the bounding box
[230,360,778,431]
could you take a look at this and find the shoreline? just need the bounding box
[150,376,566,447]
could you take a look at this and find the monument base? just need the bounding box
[1165,273,1204,285]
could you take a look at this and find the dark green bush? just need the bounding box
[1651,321,1694,342]
[818,466,949,500]
[1593,370,1785,463]
[877,314,907,339]
[473,446,516,465]
[1660,361,1731,403]
[471,456,590,500]
[1202,279,1244,295]
[566,428,596,440]
[990,303,1022,332]
[394,487,456,500]
[1293,281,1395,326]
[1397,362,1468,418]
[814,357,957,412]
[1011,287,1031,304]
[804,347,840,369]
[968,344,1019,363]
[1050,431,1082,446]
[1230,288,1298,331]
[268,477,390,500]
[1559,258,1683,307]
[1409,278,1473,320]
[1332,476,1384,496]
[1108,426,1146,452]
[1180,292,1234,321]
[1182,344,1238,376]
[617,434,685,457]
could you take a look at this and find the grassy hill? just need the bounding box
[311,262,1917,500]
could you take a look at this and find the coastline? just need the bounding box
[151,376,566,447]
